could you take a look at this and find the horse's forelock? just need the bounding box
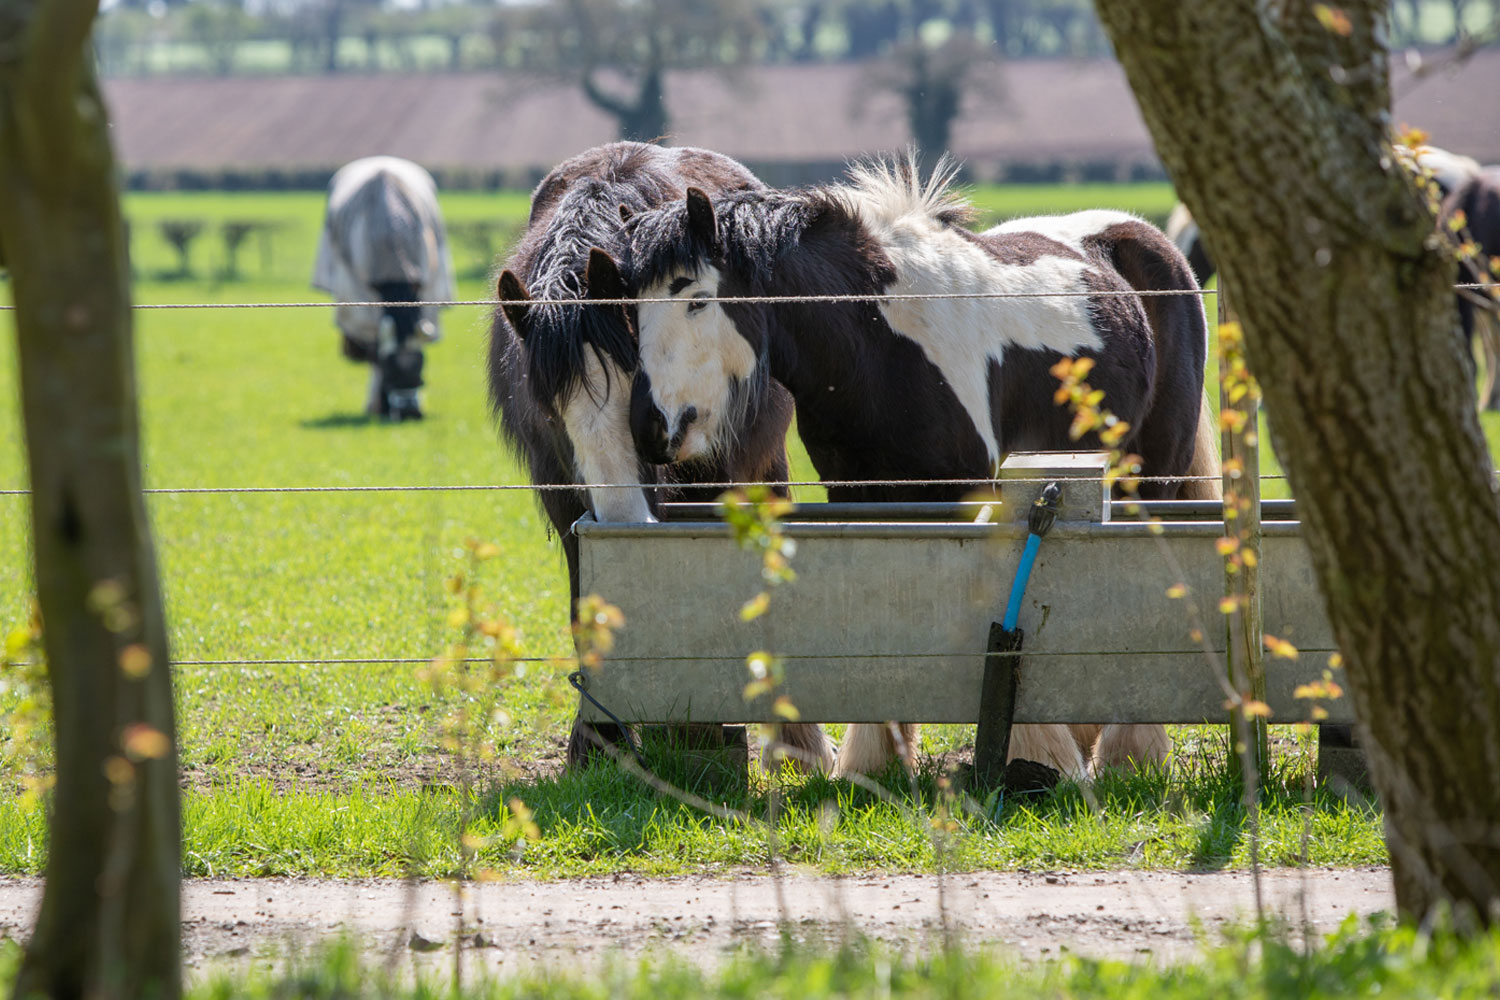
[520,301,637,414]
[621,200,712,292]
[517,178,651,409]
[624,190,820,295]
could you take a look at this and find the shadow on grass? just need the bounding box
[300,412,444,430]
[299,413,377,430]
[458,728,1383,874]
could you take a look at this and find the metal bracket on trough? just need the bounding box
[999,452,1110,523]
[972,621,1020,788]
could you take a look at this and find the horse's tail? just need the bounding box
[1091,218,1220,500]
[1164,203,1216,288]
[1179,389,1223,501]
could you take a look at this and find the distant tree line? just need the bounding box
[93,0,1500,80]
[91,0,1498,158]
[93,0,1114,77]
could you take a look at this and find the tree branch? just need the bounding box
[580,66,641,118]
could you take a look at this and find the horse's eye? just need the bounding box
[687,294,710,314]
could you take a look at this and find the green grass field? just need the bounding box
[0,181,1429,879]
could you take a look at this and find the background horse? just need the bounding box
[486,142,831,771]
[313,155,455,421]
[1168,146,1500,409]
[1442,167,1500,408]
[618,157,1220,780]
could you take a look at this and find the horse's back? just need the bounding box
[328,156,438,204]
[314,156,455,341]
[524,142,762,232]
[987,211,1210,495]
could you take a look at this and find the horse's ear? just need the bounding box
[685,187,716,250]
[586,248,627,302]
[497,270,531,341]
[586,248,636,345]
[618,203,634,224]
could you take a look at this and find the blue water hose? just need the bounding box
[1002,534,1043,631]
[999,482,1062,635]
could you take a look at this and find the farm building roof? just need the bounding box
[102,53,1500,184]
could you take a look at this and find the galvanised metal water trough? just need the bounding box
[574,453,1349,774]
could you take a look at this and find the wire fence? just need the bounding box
[0,276,1491,677]
[1,272,1489,503]
[0,281,1497,311]
[0,473,1290,497]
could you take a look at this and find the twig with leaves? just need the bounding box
[416,537,542,982]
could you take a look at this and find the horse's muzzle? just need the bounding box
[636,404,674,464]
[630,371,676,464]
[641,405,697,464]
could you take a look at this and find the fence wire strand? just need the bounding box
[145,645,1339,670]
[0,473,1293,497]
[1,282,1496,311]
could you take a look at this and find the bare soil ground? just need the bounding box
[0,869,1393,976]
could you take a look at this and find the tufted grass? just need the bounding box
[7,907,1498,998]
[0,727,1387,879]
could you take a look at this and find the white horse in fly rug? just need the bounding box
[313,156,457,421]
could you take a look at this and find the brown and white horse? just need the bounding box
[614,157,1219,780]
[1442,167,1500,409]
[487,142,832,770]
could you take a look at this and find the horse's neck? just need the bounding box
[770,304,899,417]
[757,246,993,487]
[766,301,950,468]
[759,223,903,412]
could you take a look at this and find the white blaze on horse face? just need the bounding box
[857,205,1104,463]
[635,266,758,461]
[560,351,656,523]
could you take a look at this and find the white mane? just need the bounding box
[837,152,974,233]
[829,153,1106,465]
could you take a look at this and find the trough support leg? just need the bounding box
[1316,723,1372,794]
[972,621,1021,788]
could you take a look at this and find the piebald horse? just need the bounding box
[615,157,1220,780]
[1442,167,1500,409]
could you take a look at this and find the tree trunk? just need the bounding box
[581,63,668,142]
[907,70,960,159]
[0,0,182,995]
[323,0,342,73]
[1094,0,1500,927]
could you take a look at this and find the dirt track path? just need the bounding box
[0,869,1393,972]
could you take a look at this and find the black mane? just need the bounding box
[505,175,667,412]
[484,142,787,536]
[622,188,842,295]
